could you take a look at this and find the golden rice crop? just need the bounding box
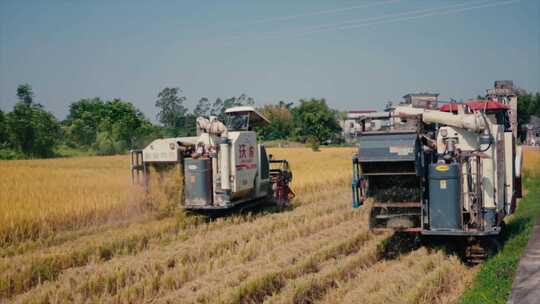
[0,148,353,248]
[268,147,355,195]
[0,147,486,303]
[523,146,540,178]
[0,156,145,247]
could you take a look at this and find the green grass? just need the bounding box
[0,146,95,160]
[459,175,540,304]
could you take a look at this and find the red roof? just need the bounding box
[465,100,509,111]
[439,103,464,112]
[439,100,509,112]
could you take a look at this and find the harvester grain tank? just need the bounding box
[352,98,522,262]
[131,107,294,213]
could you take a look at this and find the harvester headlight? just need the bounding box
[169,143,176,150]
[440,129,448,137]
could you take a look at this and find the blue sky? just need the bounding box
[1,0,539,121]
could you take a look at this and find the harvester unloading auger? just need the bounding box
[352,99,523,263]
[131,107,294,214]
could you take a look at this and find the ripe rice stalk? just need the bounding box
[154,208,367,304]
[222,229,373,304]
[0,148,353,249]
[12,189,357,303]
[145,162,184,215]
[523,147,540,179]
[317,249,428,304]
[264,233,390,304]
[332,249,469,304]
[1,215,198,298]
[0,156,145,247]
[403,256,475,304]
[116,201,357,302]
[267,147,355,195]
[2,147,492,303]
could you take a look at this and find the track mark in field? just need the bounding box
[2,187,351,300]
[108,204,359,303]
[13,190,359,303]
[222,231,383,304]
[318,248,471,304]
[115,203,365,304]
[0,216,198,299]
[262,234,390,304]
[153,223,370,303]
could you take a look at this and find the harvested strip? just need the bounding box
[1,212,218,299]
[3,187,349,300]
[334,249,468,304]
[106,202,360,303]
[263,233,390,304]
[402,257,475,304]
[317,248,431,304]
[13,191,359,303]
[154,217,370,304]
[0,216,152,258]
[223,229,373,304]
[0,217,179,299]
[1,179,339,259]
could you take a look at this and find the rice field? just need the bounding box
[0,156,143,247]
[1,147,538,303]
[523,146,540,178]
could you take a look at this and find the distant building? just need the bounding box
[486,80,519,137]
[341,110,376,142]
[526,116,540,146]
[402,93,439,109]
[486,80,517,97]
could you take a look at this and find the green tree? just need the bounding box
[178,113,197,137]
[194,97,211,117]
[0,110,6,145]
[16,83,34,106]
[155,87,187,128]
[291,98,341,144]
[105,99,151,149]
[64,98,154,152]
[64,98,105,147]
[211,98,224,117]
[6,102,60,157]
[278,100,294,109]
[212,94,255,121]
[258,103,294,140]
[517,92,540,141]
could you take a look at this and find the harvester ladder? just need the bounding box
[130,150,145,185]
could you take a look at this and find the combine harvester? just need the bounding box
[131,107,293,214]
[352,94,523,262]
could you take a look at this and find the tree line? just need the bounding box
[517,92,540,141]
[0,84,342,159]
[4,83,535,160]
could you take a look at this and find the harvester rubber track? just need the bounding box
[464,237,500,264]
[465,243,488,264]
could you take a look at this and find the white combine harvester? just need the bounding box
[131,107,293,213]
[352,99,523,262]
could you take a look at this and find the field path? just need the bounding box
[508,216,540,304]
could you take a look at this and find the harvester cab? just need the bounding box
[131,106,293,213]
[352,100,523,262]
